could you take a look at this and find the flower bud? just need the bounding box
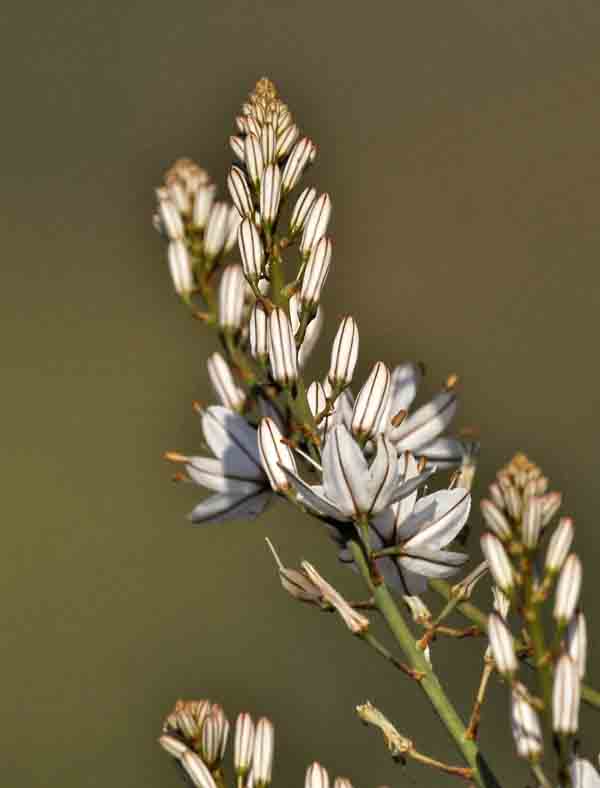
[249,301,269,360]
[268,308,298,386]
[351,362,391,440]
[545,517,573,573]
[246,115,261,138]
[511,684,543,760]
[158,198,184,240]
[244,134,265,187]
[300,237,332,306]
[521,495,542,549]
[503,484,522,521]
[305,762,330,788]
[218,264,246,330]
[228,166,254,219]
[168,241,193,297]
[259,123,276,164]
[289,187,317,236]
[300,193,331,258]
[489,482,506,511]
[238,219,264,281]
[259,163,282,225]
[201,712,221,767]
[230,135,245,162]
[204,202,229,258]
[329,316,359,387]
[193,183,217,229]
[281,137,316,192]
[181,751,218,788]
[333,780,353,788]
[159,734,189,759]
[480,499,512,541]
[480,533,514,593]
[307,381,329,431]
[553,655,580,734]
[253,718,275,787]
[566,611,587,679]
[487,612,518,676]
[257,417,297,492]
[540,491,562,526]
[225,206,242,253]
[276,124,299,159]
[167,179,190,215]
[207,352,245,412]
[234,713,255,776]
[553,554,582,623]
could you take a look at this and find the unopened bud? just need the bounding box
[253,718,275,787]
[351,362,391,440]
[289,187,317,236]
[540,492,562,526]
[228,166,254,219]
[159,198,184,240]
[487,612,517,676]
[260,124,276,164]
[201,713,221,767]
[489,482,506,511]
[230,135,245,162]
[566,611,587,679]
[168,241,193,297]
[207,352,245,412]
[249,302,269,360]
[238,219,264,281]
[300,237,332,306]
[480,499,512,541]
[511,684,543,760]
[257,417,297,492]
[553,554,582,623]
[545,517,573,573]
[159,734,189,759]
[193,184,217,229]
[329,316,359,387]
[300,193,331,258]
[268,308,298,386]
[218,264,246,330]
[521,495,542,549]
[281,137,316,192]
[181,751,218,788]
[260,163,282,225]
[305,762,330,788]
[234,713,255,776]
[204,202,230,258]
[244,134,265,187]
[553,655,580,734]
[480,533,514,593]
[276,124,299,159]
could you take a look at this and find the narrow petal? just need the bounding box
[388,466,436,505]
[398,549,468,578]
[417,437,465,467]
[189,490,272,524]
[322,425,370,516]
[278,466,347,521]
[201,406,264,480]
[186,457,266,494]
[404,490,471,551]
[389,363,422,413]
[391,390,457,451]
[366,434,399,514]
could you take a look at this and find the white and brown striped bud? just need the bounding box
[204,202,230,258]
[307,381,330,432]
[181,751,218,788]
[281,137,316,192]
[234,713,255,776]
[480,533,515,593]
[244,134,265,188]
[566,612,587,679]
[268,308,298,386]
[218,264,246,330]
[238,219,264,281]
[260,124,277,164]
[176,708,199,738]
[480,499,512,541]
[289,187,317,236]
[249,302,269,360]
[545,517,573,574]
[258,417,297,492]
[193,184,217,230]
[489,482,506,511]
[300,193,331,258]
[554,554,582,623]
[503,484,522,521]
[228,166,254,219]
[207,352,245,412]
[225,206,242,254]
[276,124,299,159]
[201,712,221,767]
[333,779,353,788]
[168,241,193,297]
[521,495,542,549]
[259,164,282,226]
[167,180,190,215]
[351,362,391,440]
[211,704,229,760]
[296,305,323,368]
[553,655,580,734]
[511,684,543,760]
[252,718,275,787]
[236,115,249,134]
[487,612,518,676]
[300,237,332,306]
[305,762,330,788]
[329,316,359,387]
[540,492,562,526]
[158,198,185,240]
[230,135,246,162]
[159,734,189,759]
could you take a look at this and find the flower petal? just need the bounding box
[391,390,457,452]
[388,466,436,505]
[322,425,370,516]
[201,406,264,480]
[389,362,422,413]
[278,466,347,521]
[417,437,465,468]
[404,490,471,551]
[398,548,468,579]
[189,490,271,524]
[366,434,399,514]
[186,457,266,494]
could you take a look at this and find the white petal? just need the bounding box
[388,466,436,505]
[391,390,458,451]
[201,406,263,480]
[403,490,471,551]
[322,425,370,516]
[388,362,422,412]
[189,490,272,524]
[398,549,468,579]
[278,466,347,521]
[571,759,600,788]
[186,457,265,494]
[366,434,399,514]
[417,437,465,467]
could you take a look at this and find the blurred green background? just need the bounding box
[3,1,600,785]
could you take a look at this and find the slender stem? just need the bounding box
[349,542,502,788]
[465,660,494,740]
[360,631,424,680]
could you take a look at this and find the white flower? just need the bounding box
[571,758,600,788]
[179,406,274,525]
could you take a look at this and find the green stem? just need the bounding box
[349,542,501,788]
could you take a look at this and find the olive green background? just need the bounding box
[3,1,600,786]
